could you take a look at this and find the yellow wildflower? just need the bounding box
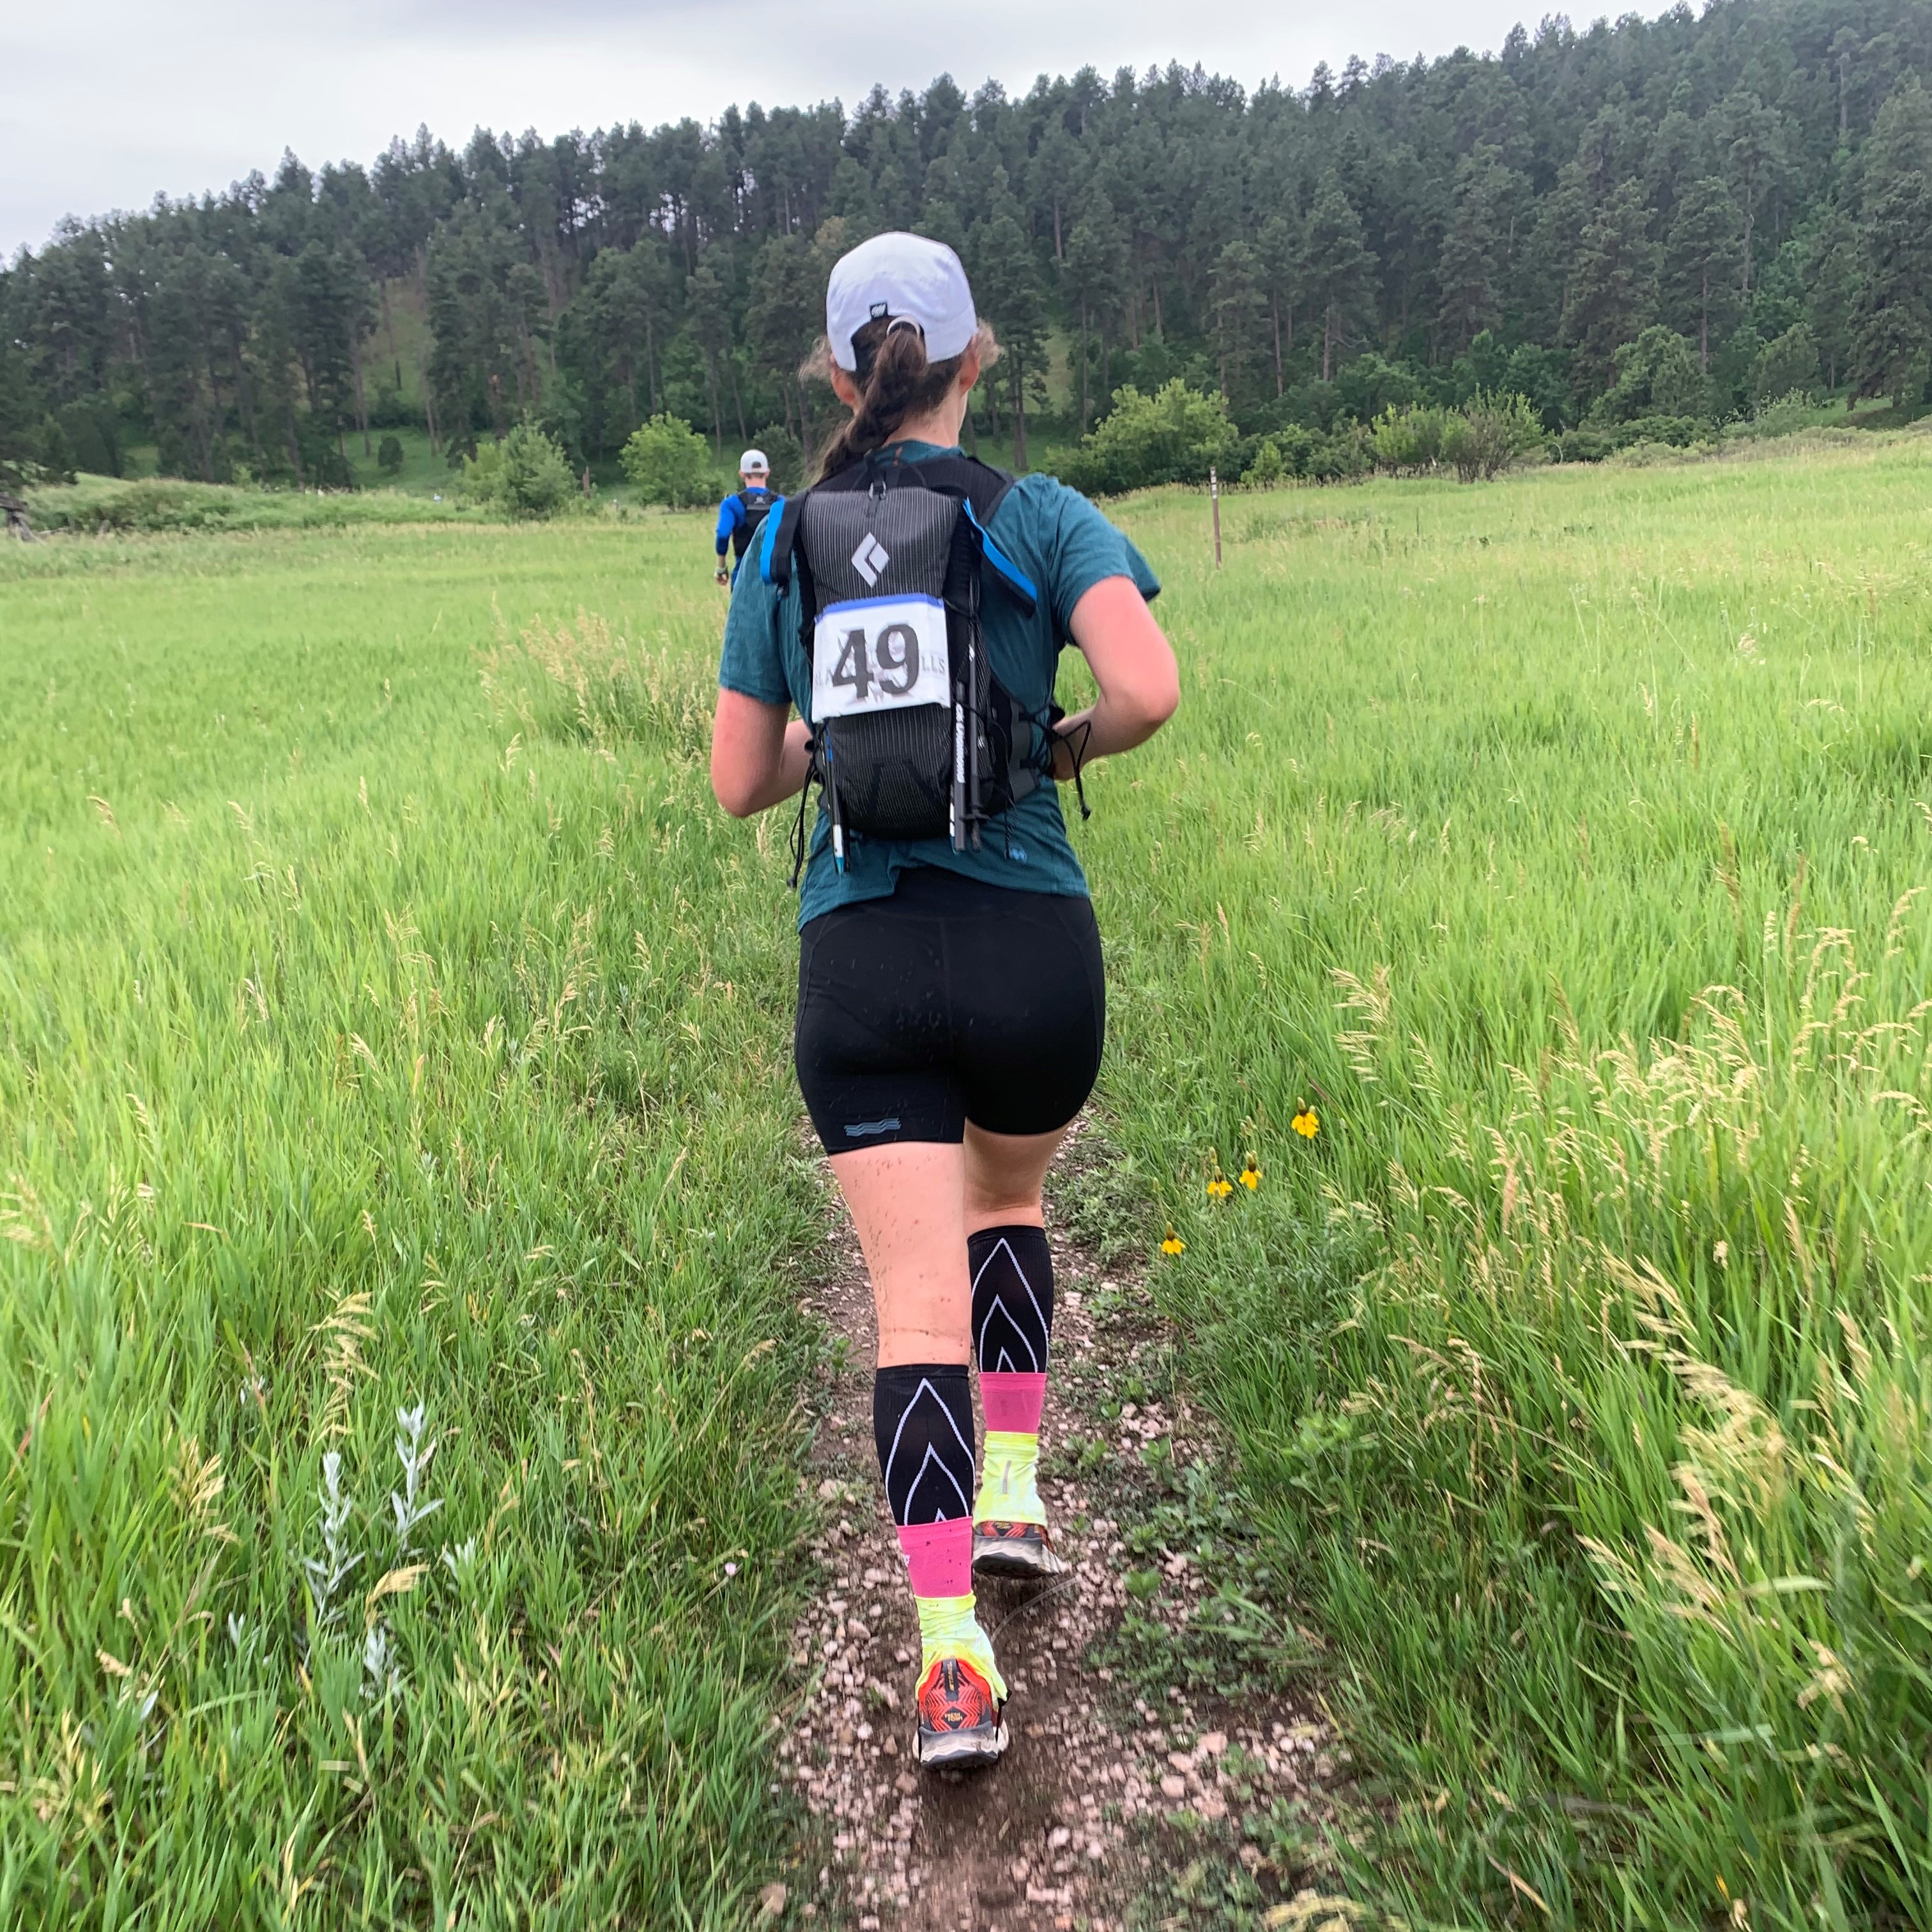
[1292,1107,1321,1139]
[1161,1230,1186,1255]
[1208,1176,1234,1199]
[1239,1161,1261,1190]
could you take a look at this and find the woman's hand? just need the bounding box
[1055,576,1180,773]
[710,692,811,816]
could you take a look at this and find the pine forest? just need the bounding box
[4,0,1931,491]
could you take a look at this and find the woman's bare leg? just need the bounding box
[829,1140,969,1365]
[962,1121,1068,1234]
[827,1138,1006,1757]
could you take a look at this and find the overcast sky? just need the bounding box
[8,0,1596,258]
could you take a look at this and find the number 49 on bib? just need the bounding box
[811,594,951,721]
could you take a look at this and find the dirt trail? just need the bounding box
[776,1168,1342,1930]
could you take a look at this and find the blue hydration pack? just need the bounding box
[729,486,774,561]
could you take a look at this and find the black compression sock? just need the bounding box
[872,1363,977,1527]
[969,1225,1055,1376]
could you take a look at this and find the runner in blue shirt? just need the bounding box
[713,448,774,585]
[710,232,1178,1774]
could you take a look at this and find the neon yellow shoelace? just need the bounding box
[973,1429,1046,1526]
[915,1593,1007,1703]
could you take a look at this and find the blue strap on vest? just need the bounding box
[758,494,789,584]
[960,500,1038,611]
[762,454,1029,608]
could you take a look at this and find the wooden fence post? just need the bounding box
[1210,465,1222,568]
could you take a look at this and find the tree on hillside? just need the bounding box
[1255,211,1303,395]
[1561,180,1659,393]
[1437,144,1522,355]
[426,204,549,454]
[141,253,226,481]
[25,220,117,408]
[1643,105,1702,234]
[255,259,314,484]
[288,242,373,460]
[1061,195,1128,431]
[202,253,264,473]
[971,213,1048,469]
[1209,241,1267,404]
[34,412,77,484]
[686,258,744,455]
[1664,177,1744,372]
[1751,323,1820,404]
[746,232,826,454]
[1800,218,1859,392]
[0,311,41,489]
[1028,121,1083,261]
[1515,164,1587,345]
[562,240,678,456]
[1303,174,1374,382]
[1848,79,1932,408]
[1713,89,1791,300]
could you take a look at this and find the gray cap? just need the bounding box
[825,231,977,372]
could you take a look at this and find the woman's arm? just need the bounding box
[1050,575,1181,778]
[710,690,812,817]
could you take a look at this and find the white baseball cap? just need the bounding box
[825,231,978,372]
[739,448,769,474]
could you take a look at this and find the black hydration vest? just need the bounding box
[730,486,774,561]
[760,449,1056,882]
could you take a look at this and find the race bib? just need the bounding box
[811,594,951,721]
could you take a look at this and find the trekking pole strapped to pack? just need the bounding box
[762,450,1057,884]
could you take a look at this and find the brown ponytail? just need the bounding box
[805,316,1000,480]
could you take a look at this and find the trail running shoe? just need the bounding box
[914,1655,1009,1770]
[972,1517,1069,1579]
[972,1430,1065,1579]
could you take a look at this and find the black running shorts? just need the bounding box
[794,868,1105,1152]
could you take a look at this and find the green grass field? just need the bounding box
[1090,432,1932,1931]
[3,432,1929,1929]
[0,526,822,1926]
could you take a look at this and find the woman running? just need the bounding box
[710,231,1178,1770]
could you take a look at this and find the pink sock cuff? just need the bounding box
[980,1372,1047,1436]
[896,1518,973,1597]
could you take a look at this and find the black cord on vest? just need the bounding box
[1055,716,1095,821]
[787,735,817,889]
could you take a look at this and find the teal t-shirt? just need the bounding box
[717,441,1162,927]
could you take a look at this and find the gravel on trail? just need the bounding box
[777,1184,1340,1930]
